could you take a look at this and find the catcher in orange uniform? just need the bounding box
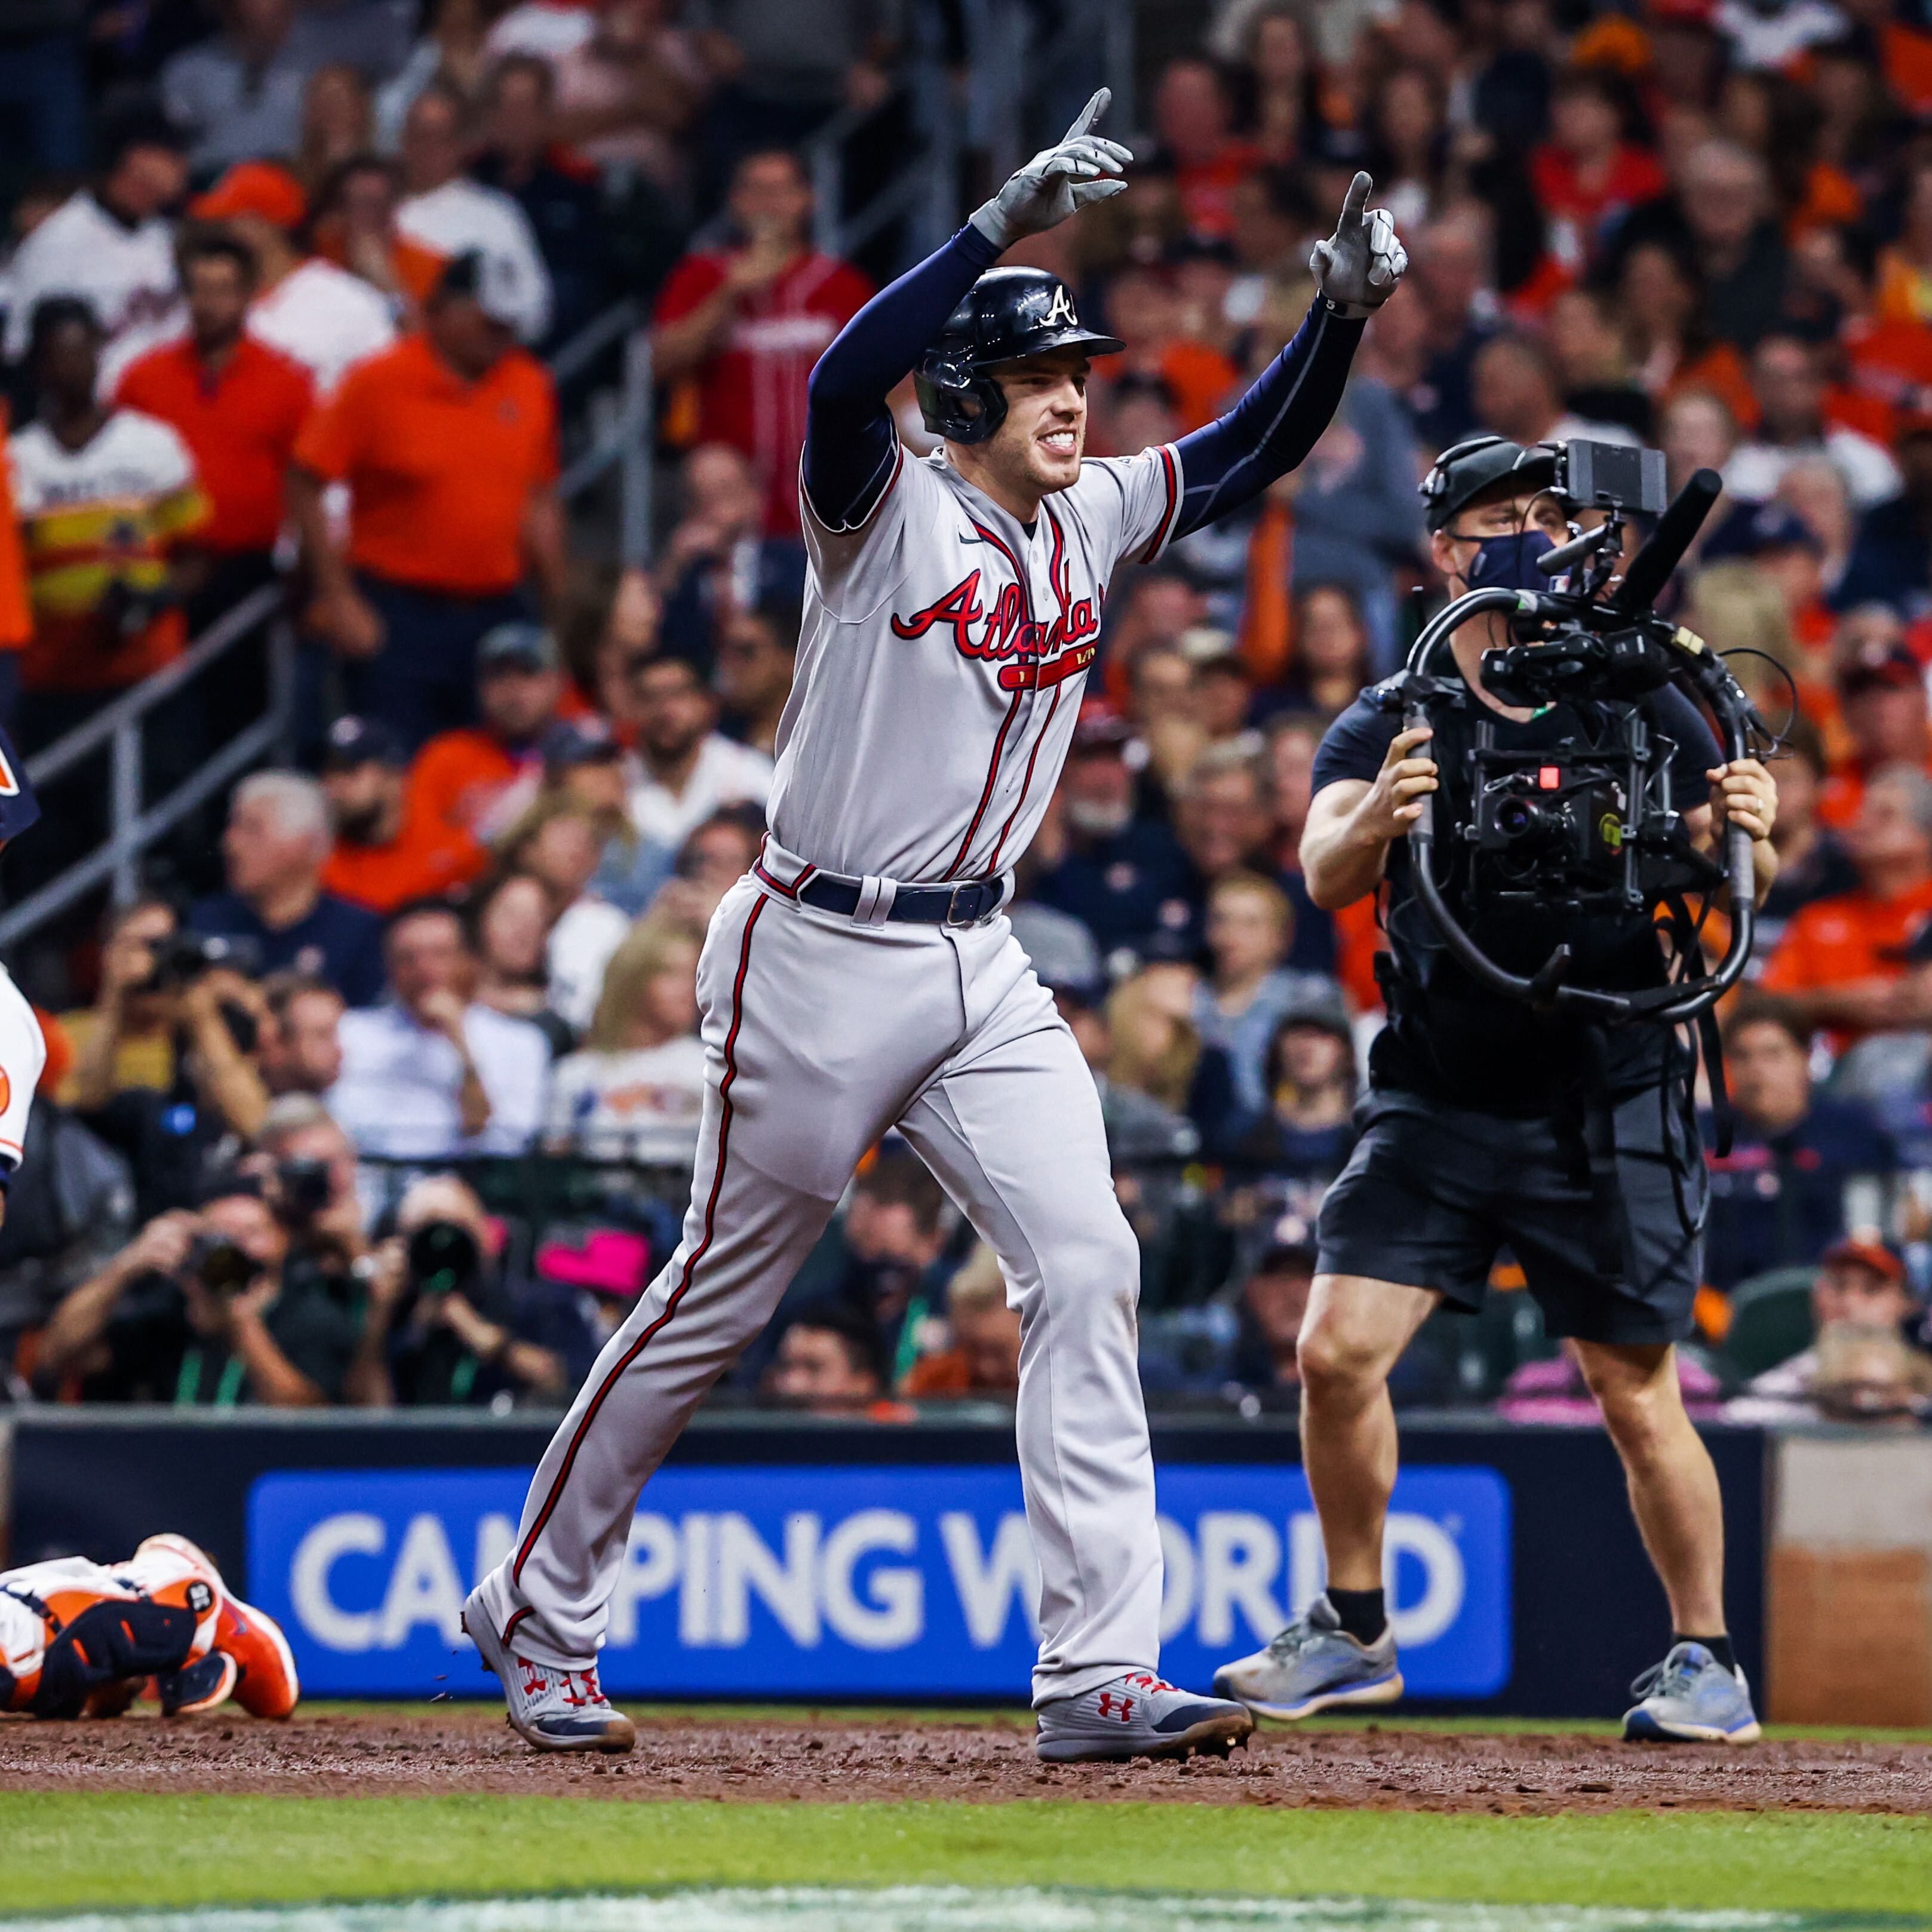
[0,1533,297,1719]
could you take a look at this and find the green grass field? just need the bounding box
[2,1793,1930,1921]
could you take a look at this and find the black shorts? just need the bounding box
[1315,1084,1704,1346]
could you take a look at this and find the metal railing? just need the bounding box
[0,0,1134,957]
[0,585,291,950]
[0,295,657,956]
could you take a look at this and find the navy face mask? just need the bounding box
[1463,529,1558,594]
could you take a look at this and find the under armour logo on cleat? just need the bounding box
[1096,1693,1135,1721]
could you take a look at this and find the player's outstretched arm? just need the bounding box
[803,89,1130,530]
[1168,172,1408,540]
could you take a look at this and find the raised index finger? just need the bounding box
[1340,170,1373,227]
[1062,87,1111,145]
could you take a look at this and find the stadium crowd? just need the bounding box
[0,0,1930,1427]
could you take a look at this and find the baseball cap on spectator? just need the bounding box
[190,162,308,232]
[541,717,623,772]
[1307,123,1371,171]
[1647,0,1715,22]
[1839,637,1922,697]
[435,248,524,328]
[477,622,560,675]
[1016,911,1103,1002]
[1820,1236,1908,1288]
[1073,699,1133,752]
[1276,987,1353,1046]
[1180,625,1238,666]
[1702,500,1823,564]
[99,104,185,168]
[323,715,404,772]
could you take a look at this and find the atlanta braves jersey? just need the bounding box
[771,440,1180,884]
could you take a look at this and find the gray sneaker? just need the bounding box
[1034,1671,1254,1763]
[1212,1592,1404,1720]
[460,1587,637,1754]
[1623,1641,1761,1744]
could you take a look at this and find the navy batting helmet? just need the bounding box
[915,268,1124,445]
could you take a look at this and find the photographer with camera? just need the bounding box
[33,1181,358,1405]
[1212,436,1782,1745]
[346,1174,566,1408]
[65,902,276,1221]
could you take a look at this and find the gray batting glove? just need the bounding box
[1310,171,1409,318]
[969,88,1133,253]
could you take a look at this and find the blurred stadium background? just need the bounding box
[0,0,1930,1753]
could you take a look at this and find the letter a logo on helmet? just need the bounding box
[916,268,1125,446]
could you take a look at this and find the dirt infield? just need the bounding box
[3,1705,1931,1815]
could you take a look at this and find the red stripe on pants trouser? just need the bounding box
[511,894,766,1587]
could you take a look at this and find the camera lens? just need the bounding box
[406,1219,481,1292]
[189,1233,262,1297]
[1495,798,1540,840]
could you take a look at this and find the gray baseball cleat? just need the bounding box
[1623,1641,1761,1744]
[1034,1670,1254,1763]
[1212,1593,1404,1720]
[461,1587,636,1754]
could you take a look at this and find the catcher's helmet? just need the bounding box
[915,268,1125,445]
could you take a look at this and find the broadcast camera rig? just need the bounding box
[1389,442,1770,1031]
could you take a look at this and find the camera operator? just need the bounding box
[33,1181,357,1405]
[66,908,274,1221]
[346,1174,566,1408]
[1213,437,1781,1744]
[252,1094,368,1272]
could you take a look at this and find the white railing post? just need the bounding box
[812,138,842,258]
[109,717,142,910]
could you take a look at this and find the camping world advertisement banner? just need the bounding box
[248,1463,1512,1699]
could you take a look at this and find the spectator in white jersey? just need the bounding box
[3,113,188,388]
[395,81,552,344]
[188,161,396,395]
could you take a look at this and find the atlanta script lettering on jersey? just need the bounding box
[888,569,1101,691]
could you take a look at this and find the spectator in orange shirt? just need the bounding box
[318,714,484,914]
[1101,265,1238,434]
[115,230,315,748]
[289,249,568,751]
[1817,630,1932,832]
[1150,57,1261,242]
[1617,241,1761,431]
[405,622,570,850]
[310,152,448,324]
[1874,158,1932,329]
[1761,763,1932,1046]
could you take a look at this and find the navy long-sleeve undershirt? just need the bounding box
[802,225,1367,536]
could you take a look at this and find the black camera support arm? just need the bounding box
[1398,586,1757,1025]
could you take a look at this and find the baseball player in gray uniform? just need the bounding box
[467,92,1408,1762]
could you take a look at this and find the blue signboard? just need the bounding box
[247,1463,1510,1699]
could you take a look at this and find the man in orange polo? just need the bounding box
[288,249,567,751]
[318,714,483,913]
[1762,763,1932,1048]
[115,229,315,747]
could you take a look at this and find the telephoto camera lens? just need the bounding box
[189,1233,262,1297]
[406,1219,481,1294]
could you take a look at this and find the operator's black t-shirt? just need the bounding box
[1313,676,1723,1114]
